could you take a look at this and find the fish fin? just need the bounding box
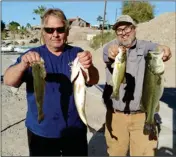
[111,93,119,101]
[157,75,161,85]
[155,103,160,112]
[81,68,90,83]
[38,113,44,124]
[87,125,97,134]
[40,57,45,63]
[109,80,113,86]
[140,104,145,112]
[122,77,126,84]
[111,63,115,68]
[71,57,80,82]
[71,70,79,83]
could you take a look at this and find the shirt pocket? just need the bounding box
[126,49,144,77]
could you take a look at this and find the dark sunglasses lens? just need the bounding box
[56,27,65,33]
[44,27,65,34]
[44,28,55,34]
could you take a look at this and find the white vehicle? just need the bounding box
[1,45,14,52]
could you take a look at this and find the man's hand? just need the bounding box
[20,51,41,71]
[158,45,172,62]
[77,51,92,69]
[77,51,99,85]
[108,44,119,60]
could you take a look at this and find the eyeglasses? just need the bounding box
[43,27,66,34]
[116,25,133,35]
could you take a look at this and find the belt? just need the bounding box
[113,109,144,114]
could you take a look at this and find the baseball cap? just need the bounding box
[113,15,136,30]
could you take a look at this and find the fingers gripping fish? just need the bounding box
[71,57,96,134]
[31,58,46,123]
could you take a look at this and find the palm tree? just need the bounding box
[97,15,103,26]
[26,23,31,29]
[1,20,5,31]
[19,26,29,39]
[8,21,20,39]
[33,5,47,19]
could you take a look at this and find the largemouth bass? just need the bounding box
[31,58,46,123]
[71,57,96,133]
[141,49,165,139]
[111,46,126,100]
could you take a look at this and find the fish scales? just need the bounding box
[31,58,46,123]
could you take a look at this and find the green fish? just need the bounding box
[141,49,165,139]
[111,46,127,100]
[31,58,46,123]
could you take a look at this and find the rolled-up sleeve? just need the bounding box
[103,45,110,63]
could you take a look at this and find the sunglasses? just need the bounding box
[43,27,66,34]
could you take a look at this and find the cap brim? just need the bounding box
[113,21,135,30]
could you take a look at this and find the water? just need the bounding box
[18,45,40,49]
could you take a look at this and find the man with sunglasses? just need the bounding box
[3,8,99,156]
[102,15,172,156]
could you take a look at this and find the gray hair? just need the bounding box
[40,8,70,45]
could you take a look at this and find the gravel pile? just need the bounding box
[136,12,175,52]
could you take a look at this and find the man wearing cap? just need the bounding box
[102,15,172,156]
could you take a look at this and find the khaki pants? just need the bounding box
[105,110,158,156]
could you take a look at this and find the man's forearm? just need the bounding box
[3,63,26,87]
[86,65,99,85]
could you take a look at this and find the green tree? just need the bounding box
[26,23,32,29]
[97,15,103,25]
[19,26,28,35]
[33,5,47,19]
[1,20,5,31]
[18,26,29,39]
[8,21,20,39]
[122,1,155,23]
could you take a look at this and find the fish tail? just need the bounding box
[143,123,151,135]
[80,115,88,126]
[143,123,157,140]
[143,112,156,136]
[111,92,119,101]
[38,112,44,123]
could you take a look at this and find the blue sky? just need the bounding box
[2,1,176,27]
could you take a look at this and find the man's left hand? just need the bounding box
[159,45,172,62]
[77,51,93,69]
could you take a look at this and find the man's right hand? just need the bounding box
[20,51,41,71]
[108,44,119,60]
